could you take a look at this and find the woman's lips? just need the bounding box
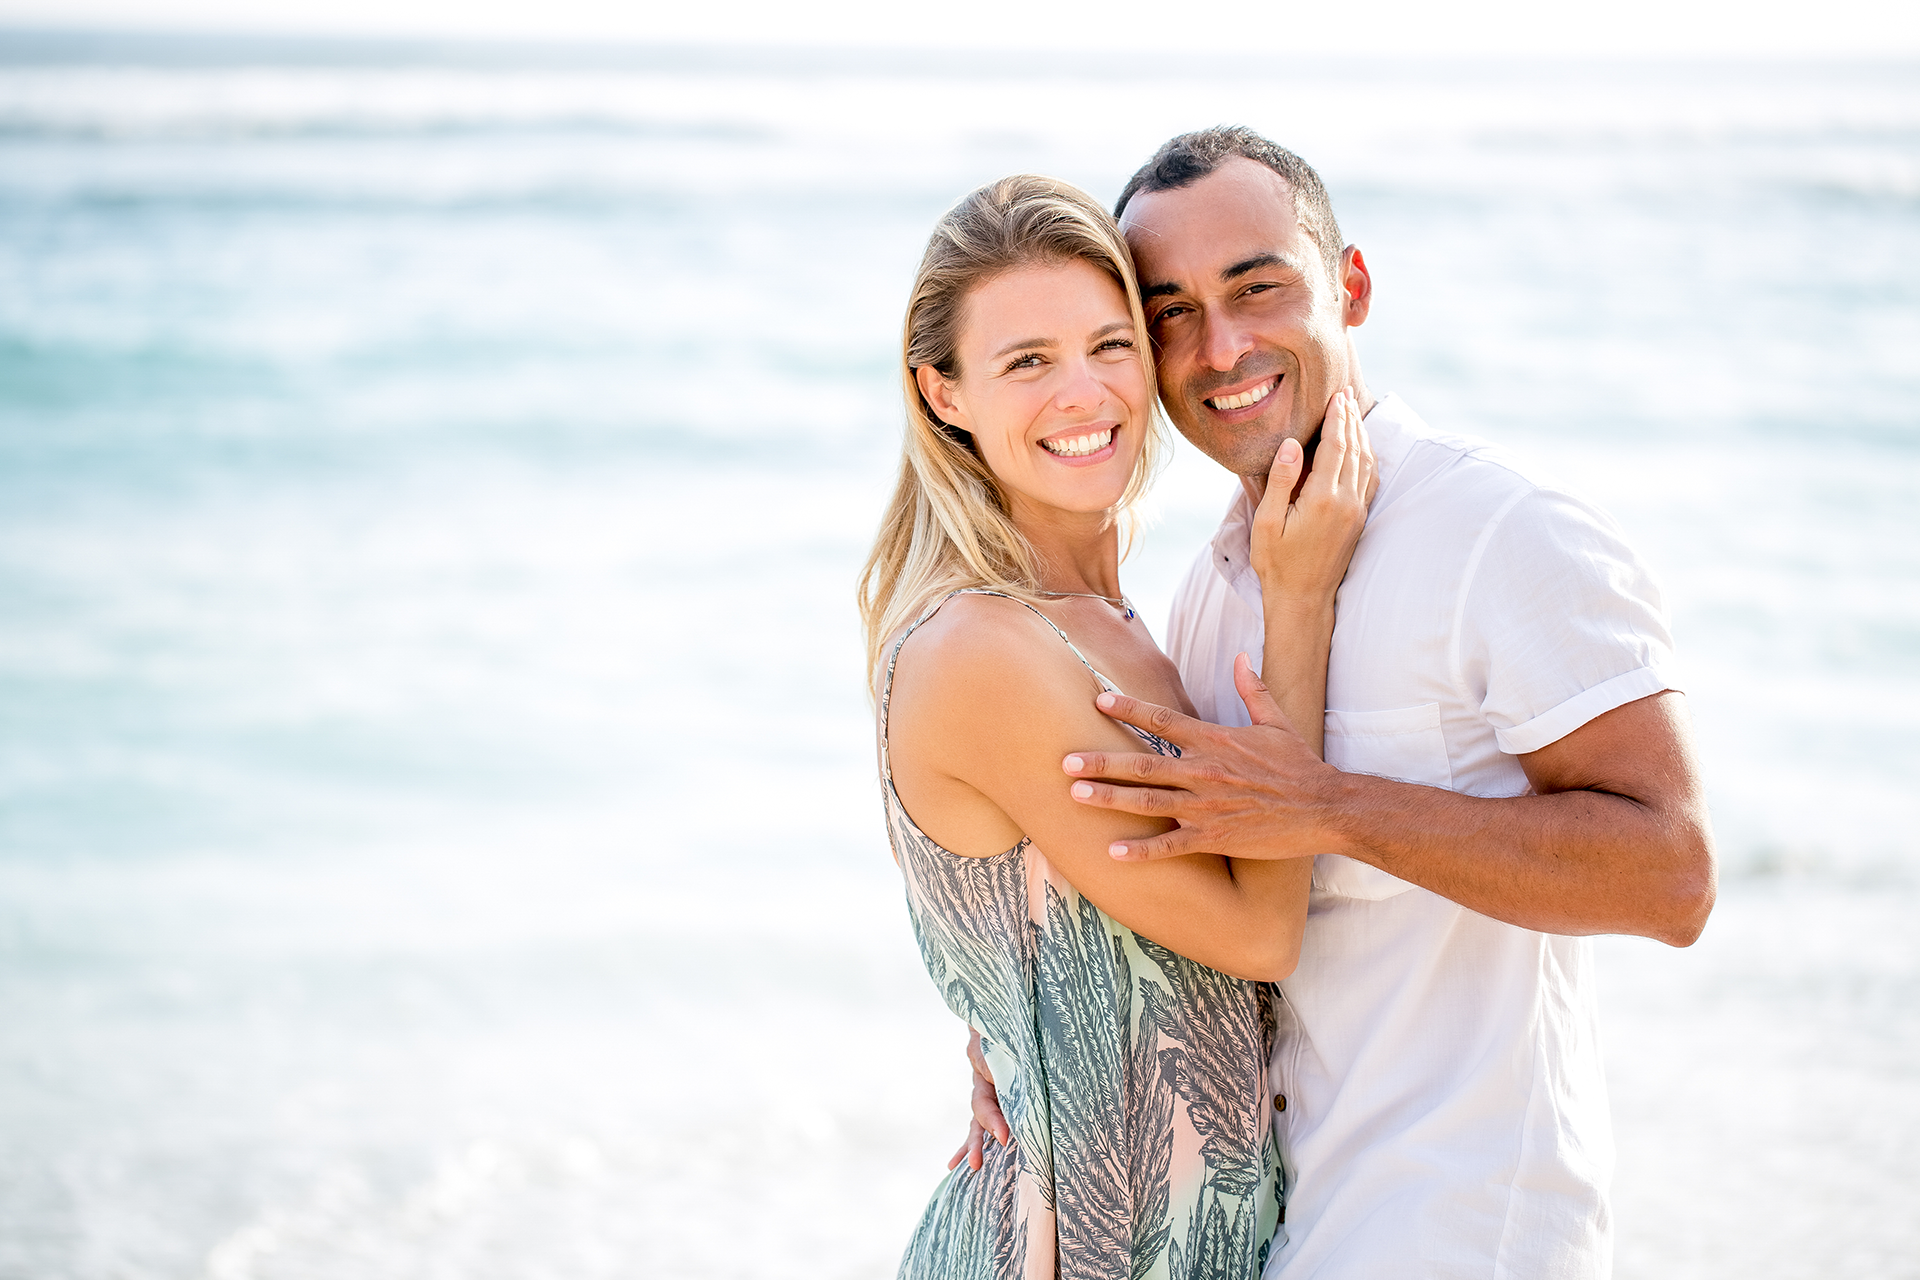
[1038,425,1119,466]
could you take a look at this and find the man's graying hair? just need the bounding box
[1115,126,1346,285]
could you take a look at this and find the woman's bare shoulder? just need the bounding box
[888,593,1092,728]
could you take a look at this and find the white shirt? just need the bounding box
[1166,394,1678,1280]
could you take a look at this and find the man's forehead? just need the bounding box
[1119,159,1305,278]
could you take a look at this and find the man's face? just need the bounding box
[1121,157,1360,477]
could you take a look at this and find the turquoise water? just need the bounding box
[2,31,1918,1279]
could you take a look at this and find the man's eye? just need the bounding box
[1152,305,1190,324]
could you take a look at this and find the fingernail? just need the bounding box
[1096,692,1117,710]
[1071,782,1093,800]
[1109,843,1129,859]
[1064,755,1084,773]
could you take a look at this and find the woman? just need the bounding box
[858,175,1372,1280]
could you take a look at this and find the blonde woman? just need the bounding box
[860,175,1373,1280]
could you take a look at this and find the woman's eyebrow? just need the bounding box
[989,336,1052,359]
[1089,321,1134,339]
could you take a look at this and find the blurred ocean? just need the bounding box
[1,29,1917,1280]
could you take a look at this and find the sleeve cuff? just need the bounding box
[1493,665,1680,756]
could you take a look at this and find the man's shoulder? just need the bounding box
[1371,396,1600,538]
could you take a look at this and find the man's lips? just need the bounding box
[1203,375,1280,413]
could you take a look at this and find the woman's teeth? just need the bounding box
[1040,428,1113,457]
[1208,378,1277,411]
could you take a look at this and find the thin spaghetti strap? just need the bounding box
[878,588,1105,783]
[954,589,1107,684]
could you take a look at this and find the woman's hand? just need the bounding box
[1250,387,1376,604]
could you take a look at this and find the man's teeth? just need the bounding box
[1040,428,1113,457]
[1208,378,1277,411]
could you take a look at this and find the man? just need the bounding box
[959,127,1716,1278]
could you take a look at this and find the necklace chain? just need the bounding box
[1038,590,1136,621]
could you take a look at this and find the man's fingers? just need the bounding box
[1232,651,1291,731]
[964,1028,994,1086]
[1092,689,1201,743]
[1062,748,1181,784]
[1067,777,1179,817]
[971,1075,1010,1146]
[948,1121,986,1172]
[1109,826,1202,862]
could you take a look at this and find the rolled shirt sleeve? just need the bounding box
[1454,486,1680,757]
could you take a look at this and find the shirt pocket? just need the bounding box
[1313,703,1454,901]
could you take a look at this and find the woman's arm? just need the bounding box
[1198,389,1375,959]
[888,595,1303,983]
[1253,386,1375,757]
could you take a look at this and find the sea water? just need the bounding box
[0,31,1916,1279]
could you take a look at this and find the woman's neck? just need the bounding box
[1008,497,1123,599]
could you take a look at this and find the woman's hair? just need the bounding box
[857,174,1165,689]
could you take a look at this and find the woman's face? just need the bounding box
[918,257,1150,521]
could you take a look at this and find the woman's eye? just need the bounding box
[1005,353,1043,372]
[1096,338,1135,353]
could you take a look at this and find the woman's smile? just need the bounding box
[1038,424,1119,465]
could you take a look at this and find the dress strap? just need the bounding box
[879,588,1107,784]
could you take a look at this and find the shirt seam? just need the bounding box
[1490,946,1552,1280]
[1446,486,1535,713]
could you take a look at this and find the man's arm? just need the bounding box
[1063,687,1715,947]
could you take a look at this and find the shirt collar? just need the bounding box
[1206,392,1424,603]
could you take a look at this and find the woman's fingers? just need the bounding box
[1355,412,1379,504]
[1264,435,1305,517]
[1307,388,1350,501]
[1338,391,1365,498]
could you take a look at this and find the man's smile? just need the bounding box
[1203,375,1279,413]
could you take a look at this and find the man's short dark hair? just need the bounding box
[1115,126,1345,285]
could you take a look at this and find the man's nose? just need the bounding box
[1198,308,1254,373]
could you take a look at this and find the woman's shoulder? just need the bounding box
[889,591,1092,715]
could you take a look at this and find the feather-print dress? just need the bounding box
[881,591,1285,1280]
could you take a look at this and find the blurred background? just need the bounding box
[1,1,1917,1277]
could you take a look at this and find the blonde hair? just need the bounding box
[857,174,1165,688]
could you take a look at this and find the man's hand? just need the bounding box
[946,1028,1011,1172]
[1064,652,1338,862]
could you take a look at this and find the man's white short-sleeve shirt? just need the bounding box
[1166,394,1678,1280]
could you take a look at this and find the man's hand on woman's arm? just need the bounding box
[1064,688,1715,947]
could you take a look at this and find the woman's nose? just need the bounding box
[1052,359,1105,412]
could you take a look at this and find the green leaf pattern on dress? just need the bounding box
[882,591,1285,1280]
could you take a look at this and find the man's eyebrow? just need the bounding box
[1222,252,1305,281]
[1141,281,1183,301]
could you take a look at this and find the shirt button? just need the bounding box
[1273,1093,1287,1112]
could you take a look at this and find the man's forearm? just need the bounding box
[1320,769,1715,946]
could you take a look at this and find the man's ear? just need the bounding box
[916,363,966,429]
[1338,245,1373,328]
